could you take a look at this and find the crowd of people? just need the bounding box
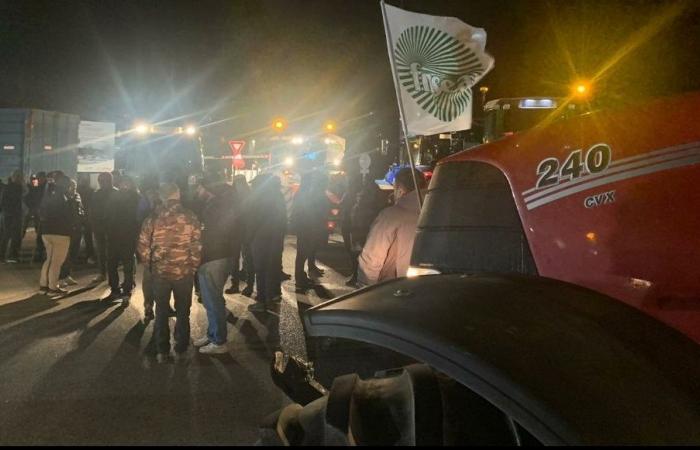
[0,166,427,362]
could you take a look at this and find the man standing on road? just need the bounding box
[248,174,286,312]
[23,172,47,262]
[104,175,140,303]
[137,182,201,363]
[193,173,239,355]
[0,170,25,263]
[90,173,117,283]
[358,168,426,286]
[76,174,95,263]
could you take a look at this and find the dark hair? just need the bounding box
[98,172,113,189]
[394,168,426,192]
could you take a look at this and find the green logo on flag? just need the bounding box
[394,26,486,122]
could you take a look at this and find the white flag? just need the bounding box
[382,2,495,136]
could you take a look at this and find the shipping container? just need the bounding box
[0,109,80,181]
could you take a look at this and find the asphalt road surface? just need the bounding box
[0,230,356,445]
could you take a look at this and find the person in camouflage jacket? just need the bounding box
[137,182,202,363]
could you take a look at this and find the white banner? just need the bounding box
[382,2,494,136]
[78,120,116,172]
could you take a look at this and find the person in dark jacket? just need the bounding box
[291,171,329,289]
[76,174,95,263]
[39,175,74,295]
[248,173,287,312]
[0,170,25,263]
[23,172,47,262]
[58,179,85,287]
[91,172,118,283]
[104,175,141,303]
[226,175,255,296]
[346,179,387,286]
[193,172,240,354]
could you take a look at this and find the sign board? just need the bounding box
[228,140,246,169]
[78,120,116,172]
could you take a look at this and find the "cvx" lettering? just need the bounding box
[584,190,616,208]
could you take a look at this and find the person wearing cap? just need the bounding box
[137,182,201,363]
[192,171,240,354]
[357,168,426,286]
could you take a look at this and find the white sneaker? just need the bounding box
[198,342,228,354]
[193,336,210,347]
[58,279,69,288]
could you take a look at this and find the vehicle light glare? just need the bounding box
[291,136,304,145]
[185,125,197,136]
[134,123,150,135]
[406,266,441,277]
[284,157,295,167]
[333,158,341,167]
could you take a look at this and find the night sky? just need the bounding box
[1,0,699,134]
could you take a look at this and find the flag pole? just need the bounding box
[380,0,423,209]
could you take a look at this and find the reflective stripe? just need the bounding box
[525,154,700,210]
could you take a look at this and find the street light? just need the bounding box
[323,120,337,133]
[185,125,197,136]
[284,156,295,167]
[272,118,287,132]
[572,80,592,99]
[291,136,304,145]
[479,86,489,106]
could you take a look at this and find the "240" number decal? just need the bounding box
[536,143,612,189]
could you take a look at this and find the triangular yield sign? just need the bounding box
[228,140,246,154]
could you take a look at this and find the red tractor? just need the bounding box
[263,93,700,445]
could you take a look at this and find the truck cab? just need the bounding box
[411,91,700,343]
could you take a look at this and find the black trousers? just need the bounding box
[107,236,136,293]
[81,222,95,259]
[294,231,314,282]
[232,243,255,287]
[0,214,22,260]
[93,231,108,276]
[152,275,194,354]
[59,231,82,279]
[252,236,283,302]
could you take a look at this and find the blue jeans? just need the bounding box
[198,258,232,345]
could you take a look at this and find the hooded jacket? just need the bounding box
[357,189,423,285]
[199,183,239,264]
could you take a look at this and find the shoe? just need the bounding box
[39,286,49,294]
[64,276,78,286]
[102,290,121,302]
[48,288,69,296]
[87,257,96,265]
[296,278,314,289]
[309,267,325,277]
[225,285,240,294]
[241,286,254,297]
[193,336,210,347]
[247,302,267,312]
[280,271,292,280]
[156,353,169,364]
[198,342,228,354]
[92,274,106,283]
[144,308,155,322]
[167,307,177,318]
[5,258,18,264]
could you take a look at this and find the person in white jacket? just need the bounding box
[357,168,427,286]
